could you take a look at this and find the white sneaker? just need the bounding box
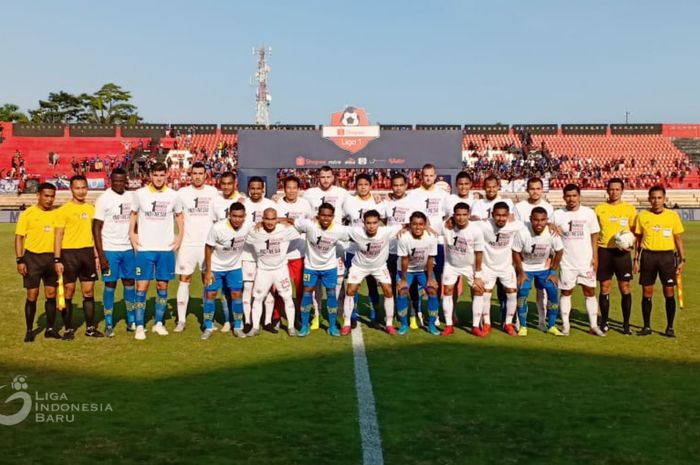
[589,326,606,337]
[561,328,570,337]
[200,329,213,340]
[221,322,231,333]
[135,326,146,340]
[173,322,186,333]
[152,323,169,336]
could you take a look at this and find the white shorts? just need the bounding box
[347,264,392,285]
[177,246,204,275]
[253,266,293,299]
[482,266,517,290]
[242,260,257,282]
[442,262,475,287]
[559,267,597,290]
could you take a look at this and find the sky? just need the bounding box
[2,0,699,125]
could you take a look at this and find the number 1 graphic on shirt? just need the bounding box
[265,239,271,250]
[151,200,157,212]
[531,244,537,254]
[366,242,372,252]
[568,220,573,232]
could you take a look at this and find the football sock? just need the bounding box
[560,295,572,332]
[343,295,354,326]
[384,297,395,326]
[203,297,215,330]
[505,293,517,326]
[535,288,546,326]
[103,286,115,327]
[545,284,559,328]
[283,296,296,328]
[471,295,484,327]
[585,296,598,328]
[326,287,338,328]
[176,281,190,324]
[427,295,439,326]
[45,298,57,331]
[124,285,136,326]
[252,298,263,329]
[621,293,632,326]
[243,281,253,324]
[301,291,313,327]
[223,291,233,324]
[134,290,147,327]
[61,299,74,330]
[155,289,168,324]
[264,293,275,325]
[665,296,676,328]
[482,292,492,325]
[642,297,652,328]
[24,299,37,331]
[517,293,529,328]
[598,293,610,326]
[442,294,454,326]
[231,297,244,329]
[83,297,95,328]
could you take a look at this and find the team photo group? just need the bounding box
[15,162,685,342]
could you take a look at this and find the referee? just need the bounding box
[594,178,636,334]
[54,175,103,339]
[633,185,685,337]
[15,182,61,342]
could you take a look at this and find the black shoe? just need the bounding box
[62,328,75,340]
[637,327,652,336]
[664,327,676,338]
[24,330,35,343]
[622,324,632,335]
[263,323,278,334]
[243,323,252,333]
[44,328,62,339]
[351,318,358,329]
[85,326,105,338]
[601,323,610,333]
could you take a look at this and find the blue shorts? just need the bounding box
[395,270,436,292]
[135,251,176,282]
[205,268,243,293]
[303,268,338,289]
[102,250,136,283]
[519,269,558,300]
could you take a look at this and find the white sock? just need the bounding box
[536,288,546,326]
[264,293,275,325]
[313,282,323,317]
[243,281,253,324]
[343,295,354,326]
[482,292,492,325]
[384,297,394,326]
[442,296,454,326]
[471,295,484,327]
[251,298,263,329]
[560,294,572,332]
[506,292,517,326]
[176,281,190,323]
[585,296,598,328]
[284,296,296,328]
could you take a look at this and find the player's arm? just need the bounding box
[204,244,214,286]
[590,232,599,271]
[473,251,485,292]
[548,249,563,285]
[512,250,526,288]
[53,226,65,276]
[92,219,109,272]
[398,255,409,292]
[172,212,184,251]
[674,233,685,274]
[129,211,140,252]
[426,255,438,291]
[15,234,27,276]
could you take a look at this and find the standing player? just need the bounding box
[54,175,101,339]
[594,178,636,334]
[202,202,253,339]
[15,182,60,341]
[395,212,439,335]
[512,207,564,336]
[443,171,479,215]
[633,185,685,337]
[514,177,555,331]
[552,184,604,336]
[245,208,300,336]
[129,162,184,340]
[440,202,486,337]
[93,168,136,337]
[470,175,515,221]
[175,162,219,333]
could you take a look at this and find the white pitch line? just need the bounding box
[351,325,385,465]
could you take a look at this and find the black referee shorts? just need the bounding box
[639,250,677,287]
[597,247,633,282]
[22,251,58,289]
[62,247,97,284]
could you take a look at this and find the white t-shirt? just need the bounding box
[384,194,421,254]
[275,197,314,260]
[94,189,133,251]
[303,186,349,223]
[212,191,246,222]
[295,219,350,270]
[245,224,299,271]
[348,225,403,270]
[552,206,600,270]
[479,219,525,273]
[178,184,219,247]
[240,197,277,262]
[443,193,477,218]
[471,197,515,221]
[131,185,183,252]
[512,224,564,272]
[397,231,438,273]
[205,219,253,272]
[441,222,485,269]
[514,199,555,223]
[343,194,386,254]
[407,185,449,235]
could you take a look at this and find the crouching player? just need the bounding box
[396,212,440,335]
[202,202,252,340]
[512,207,564,336]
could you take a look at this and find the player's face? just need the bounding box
[220,176,235,198]
[410,217,426,237]
[363,215,380,236]
[37,188,56,210]
[262,210,277,232]
[456,177,472,197]
[649,190,665,212]
[318,170,334,190]
[484,179,499,200]
[563,190,580,210]
[317,208,334,229]
[70,180,88,202]
[110,174,127,195]
[391,177,407,197]
[248,182,264,202]
[530,212,548,234]
[284,181,299,201]
[421,168,436,188]
[191,168,206,187]
[607,182,623,203]
[151,170,167,189]
[492,208,509,228]
[453,208,469,228]
[356,179,371,197]
[526,181,543,202]
[229,209,246,229]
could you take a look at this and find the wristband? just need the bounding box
[16,256,25,264]
[53,257,63,264]
[474,271,483,279]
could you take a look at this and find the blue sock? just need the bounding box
[124,285,136,326]
[428,295,439,327]
[397,294,409,326]
[203,298,215,330]
[103,286,115,327]
[231,298,244,329]
[517,294,529,327]
[352,293,359,320]
[155,289,168,324]
[223,293,233,324]
[301,291,313,327]
[547,302,559,328]
[135,290,147,326]
[326,288,338,328]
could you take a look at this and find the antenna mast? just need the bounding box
[253,46,272,126]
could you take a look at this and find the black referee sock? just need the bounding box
[621,293,632,326]
[599,293,610,326]
[83,297,96,328]
[641,297,652,328]
[45,298,57,331]
[665,296,676,328]
[61,299,73,330]
[24,300,37,331]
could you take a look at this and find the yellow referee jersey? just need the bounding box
[594,201,637,248]
[15,206,56,253]
[54,201,95,249]
[634,209,684,251]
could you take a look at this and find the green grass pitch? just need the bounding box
[0,223,699,464]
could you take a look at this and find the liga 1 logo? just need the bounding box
[0,375,112,426]
[321,106,380,154]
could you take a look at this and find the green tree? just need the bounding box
[0,103,29,122]
[29,91,89,123]
[83,83,142,124]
